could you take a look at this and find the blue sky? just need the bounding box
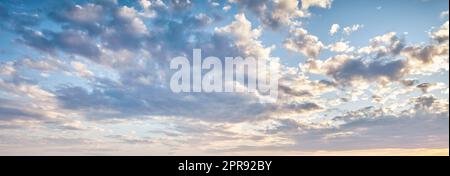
[0,0,448,155]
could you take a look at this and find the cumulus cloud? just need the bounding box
[230,0,330,29]
[230,0,280,29]
[46,2,151,56]
[139,0,152,10]
[301,0,333,9]
[18,29,102,61]
[329,23,340,36]
[49,3,105,34]
[411,95,449,113]
[47,12,319,124]
[343,24,363,35]
[430,21,449,43]
[115,6,149,35]
[270,0,309,27]
[327,41,354,53]
[284,28,324,58]
[215,13,274,60]
[327,55,408,84]
[302,29,449,86]
[401,44,448,71]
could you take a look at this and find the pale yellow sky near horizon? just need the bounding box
[215,148,449,156]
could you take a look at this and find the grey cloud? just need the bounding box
[18,29,101,60]
[365,32,406,58]
[332,106,381,122]
[400,79,418,87]
[106,135,154,145]
[318,79,337,87]
[265,118,302,134]
[48,1,148,51]
[279,85,313,97]
[55,80,275,122]
[401,45,448,64]
[318,33,410,84]
[277,102,322,114]
[259,105,449,152]
[299,30,448,87]
[412,95,437,111]
[378,35,405,58]
[231,0,293,29]
[28,1,280,123]
[53,30,102,59]
[0,98,84,130]
[316,32,448,85]
[0,71,85,131]
[0,98,85,131]
[4,0,240,67]
[328,58,408,84]
[0,106,43,121]
[232,0,329,29]
[55,72,322,123]
[416,83,436,93]
[49,2,106,35]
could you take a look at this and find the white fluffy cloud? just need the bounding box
[284,28,324,58]
[116,6,148,35]
[215,13,274,60]
[329,23,340,36]
[430,21,449,43]
[139,0,152,10]
[230,0,333,29]
[301,0,333,9]
[343,24,363,35]
[327,41,354,53]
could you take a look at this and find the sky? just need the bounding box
[0,0,448,155]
